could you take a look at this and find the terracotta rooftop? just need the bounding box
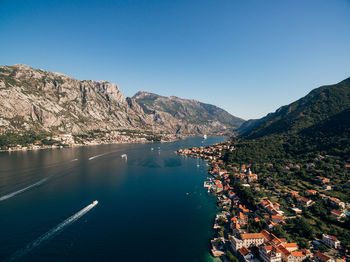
[261,230,273,241]
[315,252,331,262]
[331,209,342,215]
[299,197,310,203]
[240,233,264,239]
[291,251,305,257]
[271,215,283,219]
[277,245,290,256]
[284,243,298,248]
[238,247,251,256]
[330,235,338,241]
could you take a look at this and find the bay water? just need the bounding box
[0,136,224,261]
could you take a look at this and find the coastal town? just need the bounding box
[178,142,350,262]
[1,130,179,152]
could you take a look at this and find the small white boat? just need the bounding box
[203,134,207,139]
[121,154,127,159]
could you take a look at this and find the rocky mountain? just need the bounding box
[239,77,350,138]
[0,64,243,136]
[133,91,244,134]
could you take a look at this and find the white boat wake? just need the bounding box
[88,153,108,160]
[5,200,98,262]
[88,150,120,161]
[0,178,49,202]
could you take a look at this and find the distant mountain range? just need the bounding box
[0,64,244,136]
[133,91,244,134]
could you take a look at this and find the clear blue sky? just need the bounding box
[1,0,350,119]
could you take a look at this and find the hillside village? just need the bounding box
[178,142,350,262]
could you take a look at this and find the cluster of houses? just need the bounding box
[228,197,312,262]
[287,188,349,224]
[231,230,311,262]
[178,143,348,262]
[287,187,348,221]
[5,130,178,151]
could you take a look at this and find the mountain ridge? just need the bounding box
[0,64,243,137]
[238,77,350,138]
[226,76,350,164]
[133,90,244,129]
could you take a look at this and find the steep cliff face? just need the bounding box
[0,64,154,133]
[0,64,243,135]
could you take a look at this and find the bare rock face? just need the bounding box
[0,64,152,134]
[133,91,244,134]
[0,64,243,135]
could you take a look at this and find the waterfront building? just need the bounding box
[230,233,264,251]
[237,247,255,262]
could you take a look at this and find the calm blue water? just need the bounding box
[0,136,225,261]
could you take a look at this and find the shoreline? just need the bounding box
[1,139,157,153]
[178,141,349,262]
[0,134,228,153]
[0,134,186,153]
[178,142,230,261]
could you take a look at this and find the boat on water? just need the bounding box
[121,154,127,159]
[203,134,207,139]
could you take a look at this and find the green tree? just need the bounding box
[226,251,239,262]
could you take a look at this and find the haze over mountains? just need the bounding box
[0,64,244,136]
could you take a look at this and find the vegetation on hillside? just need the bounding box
[239,77,350,138]
[223,77,350,252]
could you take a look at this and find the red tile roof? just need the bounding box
[291,251,305,257]
[331,209,342,216]
[315,252,331,262]
[284,243,298,248]
[277,245,290,256]
[238,247,251,256]
[240,233,264,239]
[330,235,338,241]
